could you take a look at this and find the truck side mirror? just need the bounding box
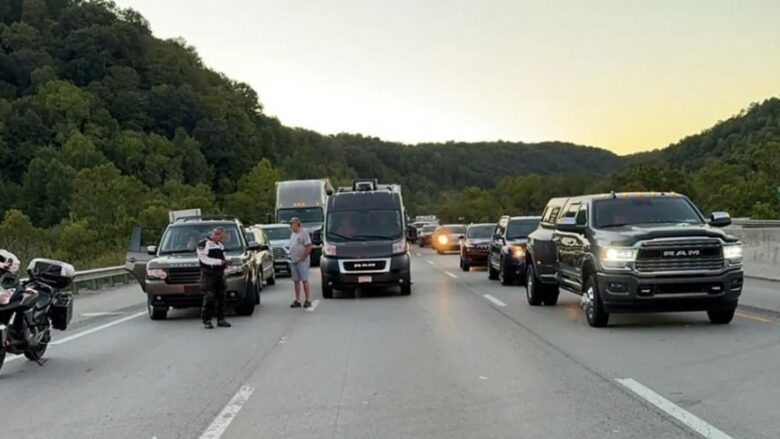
[709,211,732,228]
[557,217,586,233]
[146,245,157,255]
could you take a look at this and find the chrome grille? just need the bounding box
[636,239,723,272]
[166,267,201,284]
[273,247,288,260]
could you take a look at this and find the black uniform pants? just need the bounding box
[201,281,226,322]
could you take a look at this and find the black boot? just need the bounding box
[203,321,214,329]
[217,319,232,328]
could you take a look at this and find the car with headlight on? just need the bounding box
[432,224,466,254]
[487,216,540,285]
[525,192,743,327]
[125,215,261,320]
[418,224,438,247]
[459,223,495,271]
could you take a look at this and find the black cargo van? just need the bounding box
[320,179,411,298]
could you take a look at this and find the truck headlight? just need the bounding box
[723,243,743,264]
[511,246,525,259]
[601,247,637,269]
[225,265,245,276]
[146,269,167,280]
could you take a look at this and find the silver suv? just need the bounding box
[125,216,261,320]
[259,224,292,276]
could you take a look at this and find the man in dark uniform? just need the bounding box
[197,227,232,329]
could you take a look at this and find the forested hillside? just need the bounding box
[0,0,777,269]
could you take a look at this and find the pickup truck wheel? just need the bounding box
[322,280,334,299]
[147,297,168,320]
[707,308,736,324]
[542,286,560,306]
[525,265,543,306]
[499,260,514,286]
[584,277,609,327]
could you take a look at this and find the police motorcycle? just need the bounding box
[0,250,75,373]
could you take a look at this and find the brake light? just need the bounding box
[0,289,11,305]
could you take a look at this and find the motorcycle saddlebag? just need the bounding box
[50,292,73,331]
[27,258,75,289]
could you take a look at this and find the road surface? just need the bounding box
[1,249,779,438]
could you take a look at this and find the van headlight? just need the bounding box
[393,241,408,254]
[723,243,743,264]
[601,247,637,269]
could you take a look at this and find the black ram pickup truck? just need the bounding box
[526,192,743,327]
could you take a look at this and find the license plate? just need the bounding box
[358,276,373,284]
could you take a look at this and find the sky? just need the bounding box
[113,0,780,155]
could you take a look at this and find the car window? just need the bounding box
[159,224,243,254]
[262,227,291,241]
[576,204,588,226]
[466,225,494,239]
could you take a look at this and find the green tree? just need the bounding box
[0,209,50,267]
[223,159,280,224]
[20,154,76,227]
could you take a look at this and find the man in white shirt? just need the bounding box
[288,217,312,308]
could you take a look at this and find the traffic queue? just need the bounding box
[415,191,744,328]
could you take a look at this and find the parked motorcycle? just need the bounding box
[0,257,75,373]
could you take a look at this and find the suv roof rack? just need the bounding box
[174,215,238,223]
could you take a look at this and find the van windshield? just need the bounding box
[159,224,243,254]
[327,210,403,242]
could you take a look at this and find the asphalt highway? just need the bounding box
[1,249,779,438]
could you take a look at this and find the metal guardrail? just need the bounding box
[69,266,133,295]
[730,219,780,228]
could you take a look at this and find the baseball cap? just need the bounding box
[290,217,302,225]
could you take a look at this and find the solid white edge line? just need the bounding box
[51,311,147,345]
[306,299,321,312]
[616,378,734,439]
[199,385,255,439]
[5,310,146,364]
[482,294,507,307]
[445,271,458,279]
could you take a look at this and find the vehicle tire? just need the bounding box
[24,328,50,362]
[499,259,514,286]
[234,284,257,316]
[707,308,736,325]
[460,259,470,272]
[525,265,543,306]
[147,296,168,320]
[400,284,411,296]
[488,261,499,280]
[584,276,609,328]
[266,269,276,286]
[322,277,334,299]
[0,348,5,372]
[542,286,560,306]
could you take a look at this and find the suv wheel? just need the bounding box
[234,284,257,316]
[266,269,276,286]
[499,259,513,286]
[525,265,543,306]
[583,276,609,327]
[147,296,168,320]
[707,308,736,324]
[542,286,560,306]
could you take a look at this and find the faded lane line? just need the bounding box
[735,311,772,324]
[426,259,434,265]
[482,294,507,307]
[199,385,255,439]
[81,312,126,317]
[445,271,458,279]
[6,311,146,364]
[306,299,321,312]
[52,311,147,345]
[616,378,734,439]
[415,253,421,257]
